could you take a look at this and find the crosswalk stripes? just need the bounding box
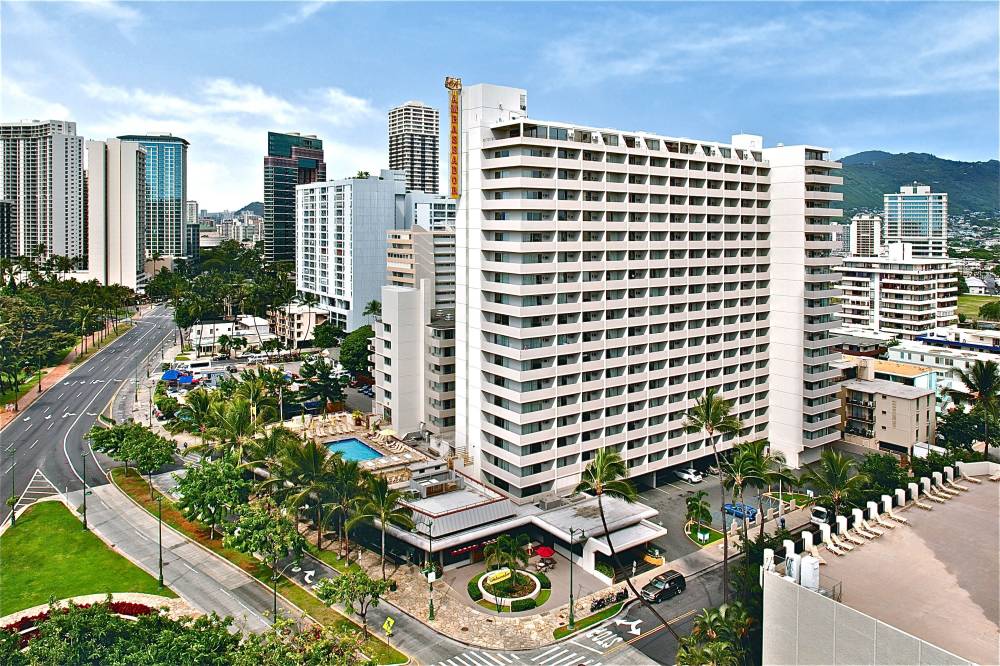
[433,647,603,666]
[433,651,525,666]
[530,646,603,666]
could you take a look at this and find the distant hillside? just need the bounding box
[839,151,999,213]
[235,201,263,216]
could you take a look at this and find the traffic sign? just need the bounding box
[382,617,395,635]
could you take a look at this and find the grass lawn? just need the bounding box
[0,501,175,616]
[0,370,47,407]
[306,543,362,574]
[684,522,724,547]
[110,468,405,665]
[957,294,1000,320]
[769,492,813,505]
[552,602,624,639]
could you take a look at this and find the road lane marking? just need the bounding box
[531,647,561,662]
[567,640,603,655]
[29,439,38,449]
[536,650,570,665]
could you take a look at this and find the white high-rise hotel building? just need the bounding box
[453,84,842,499]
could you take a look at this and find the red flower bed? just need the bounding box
[2,601,156,645]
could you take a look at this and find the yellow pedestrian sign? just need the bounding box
[382,616,395,636]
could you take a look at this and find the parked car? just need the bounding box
[674,467,704,483]
[810,506,830,526]
[640,570,686,603]
[723,502,758,521]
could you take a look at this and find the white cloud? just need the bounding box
[0,77,72,121]
[71,0,144,41]
[260,1,334,32]
[79,77,386,210]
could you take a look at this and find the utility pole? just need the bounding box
[156,495,164,587]
[568,526,586,631]
[424,521,436,620]
[6,447,16,526]
[37,354,43,393]
[81,451,89,530]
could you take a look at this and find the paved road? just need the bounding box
[1,305,175,524]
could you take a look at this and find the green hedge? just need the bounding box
[511,598,536,612]
[467,577,483,601]
[595,562,614,579]
[536,572,551,589]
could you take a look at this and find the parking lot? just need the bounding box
[636,468,777,561]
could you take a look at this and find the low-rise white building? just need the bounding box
[270,303,327,347]
[188,316,275,355]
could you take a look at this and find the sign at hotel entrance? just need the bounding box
[445,76,462,199]
[486,569,511,586]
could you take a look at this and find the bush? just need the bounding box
[595,562,614,579]
[536,572,551,589]
[467,577,483,601]
[510,598,536,612]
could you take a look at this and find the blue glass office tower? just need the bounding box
[264,132,325,264]
[118,134,189,259]
[883,182,948,258]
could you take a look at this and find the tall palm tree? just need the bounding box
[243,425,300,473]
[576,448,682,642]
[296,293,320,349]
[724,444,764,554]
[362,300,381,319]
[798,449,868,518]
[482,533,530,581]
[684,388,743,602]
[78,305,97,354]
[952,359,1000,445]
[235,372,276,424]
[743,441,797,539]
[347,476,414,579]
[203,397,260,461]
[328,456,366,559]
[677,636,739,666]
[262,439,338,548]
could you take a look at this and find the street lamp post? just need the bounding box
[423,522,436,620]
[568,526,586,631]
[37,354,43,393]
[156,495,164,587]
[6,446,16,526]
[81,451,89,530]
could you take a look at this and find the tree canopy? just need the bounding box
[339,326,374,377]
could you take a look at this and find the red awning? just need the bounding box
[535,546,555,558]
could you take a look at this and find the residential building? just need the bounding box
[295,169,408,332]
[889,338,1000,401]
[372,283,455,438]
[389,101,440,194]
[841,377,935,457]
[185,200,199,228]
[0,200,13,259]
[86,138,146,291]
[849,213,882,256]
[403,191,456,229]
[839,243,958,339]
[386,223,456,308]
[916,325,1000,353]
[883,182,948,258]
[263,131,325,264]
[270,303,327,347]
[1,120,85,261]
[831,325,895,358]
[831,221,851,257]
[763,142,844,467]
[186,220,200,261]
[188,315,275,355]
[965,275,987,295]
[118,133,189,259]
[454,83,778,500]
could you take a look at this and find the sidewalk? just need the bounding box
[72,483,303,634]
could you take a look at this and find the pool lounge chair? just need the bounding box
[861,519,885,536]
[874,513,897,529]
[830,533,855,551]
[923,490,947,503]
[961,473,982,484]
[914,499,934,510]
[886,506,910,523]
[852,525,878,540]
[824,542,846,556]
[842,531,867,546]
[808,545,828,564]
[933,485,959,498]
[945,478,969,492]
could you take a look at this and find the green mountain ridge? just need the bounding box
[838,151,999,213]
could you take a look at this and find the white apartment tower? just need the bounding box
[763,144,844,467]
[455,84,779,499]
[884,183,948,258]
[296,169,409,332]
[839,243,958,339]
[849,213,882,257]
[0,120,85,262]
[86,139,147,291]
[389,102,440,194]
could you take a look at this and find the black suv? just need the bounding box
[640,570,686,603]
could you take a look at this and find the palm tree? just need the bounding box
[235,372,276,424]
[676,636,739,666]
[328,456,366,559]
[150,250,164,277]
[798,449,868,518]
[348,476,414,579]
[172,388,218,450]
[362,300,381,319]
[951,359,1000,445]
[296,293,320,348]
[681,602,752,665]
[78,305,97,354]
[684,388,743,602]
[742,440,797,539]
[685,490,713,543]
[217,334,234,359]
[576,448,682,642]
[243,425,300,473]
[202,397,260,461]
[262,439,338,548]
[724,445,764,554]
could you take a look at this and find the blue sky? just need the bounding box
[3,1,997,210]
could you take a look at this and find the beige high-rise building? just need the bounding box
[850,213,882,257]
[86,138,146,291]
[386,224,456,309]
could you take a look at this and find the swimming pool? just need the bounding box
[327,437,383,462]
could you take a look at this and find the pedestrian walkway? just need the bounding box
[431,649,527,666]
[5,468,58,522]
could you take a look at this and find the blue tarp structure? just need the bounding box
[161,370,180,381]
[177,375,194,385]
